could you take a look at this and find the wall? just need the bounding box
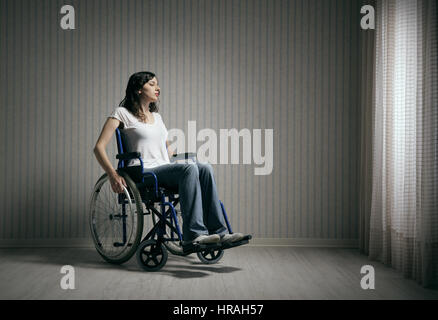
[0,0,369,245]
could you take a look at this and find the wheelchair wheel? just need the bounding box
[136,239,168,271]
[89,171,144,265]
[197,249,224,264]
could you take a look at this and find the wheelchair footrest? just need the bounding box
[182,242,221,255]
[221,234,252,250]
[181,234,252,254]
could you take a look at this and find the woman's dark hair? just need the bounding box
[119,71,159,120]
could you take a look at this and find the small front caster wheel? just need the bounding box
[197,249,224,264]
[136,239,168,271]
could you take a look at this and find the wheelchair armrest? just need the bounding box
[171,152,197,161]
[116,152,141,161]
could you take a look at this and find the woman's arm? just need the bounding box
[93,118,127,193]
[166,140,175,158]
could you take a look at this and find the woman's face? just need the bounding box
[139,77,160,103]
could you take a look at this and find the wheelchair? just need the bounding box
[89,128,251,271]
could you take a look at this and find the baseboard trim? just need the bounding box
[0,238,95,248]
[0,238,358,248]
[249,238,358,248]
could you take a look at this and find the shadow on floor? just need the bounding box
[0,247,242,279]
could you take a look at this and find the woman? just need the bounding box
[93,71,244,245]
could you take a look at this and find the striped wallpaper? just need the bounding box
[0,0,372,243]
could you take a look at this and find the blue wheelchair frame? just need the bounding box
[114,128,236,253]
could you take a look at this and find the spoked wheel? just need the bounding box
[197,249,224,264]
[89,171,144,264]
[136,239,168,271]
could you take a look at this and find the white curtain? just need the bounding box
[367,0,438,287]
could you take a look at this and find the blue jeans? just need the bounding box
[145,162,228,241]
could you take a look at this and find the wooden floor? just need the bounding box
[0,246,437,300]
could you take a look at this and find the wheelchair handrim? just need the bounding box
[89,174,139,260]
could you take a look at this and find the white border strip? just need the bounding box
[0,238,358,248]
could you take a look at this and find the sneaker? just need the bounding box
[220,233,245,243]
[192,234,220,244]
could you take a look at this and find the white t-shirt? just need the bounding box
[109,107,171,169]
